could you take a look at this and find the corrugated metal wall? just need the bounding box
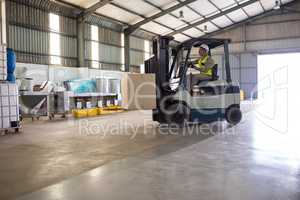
[84,23,151,72]
[84,24,123,71]
[7,0,77,67]
[216,53,257,99]
[129,36,151,73]
[6,0,153,72]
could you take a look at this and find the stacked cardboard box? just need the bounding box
[0,44,6,81]
[121,73,156,110]
[0,83,19,129]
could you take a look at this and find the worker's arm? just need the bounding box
[191,59,198,65]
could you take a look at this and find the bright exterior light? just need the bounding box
[179,10,184,19]
[91,25,99,68]
[49,13,61,65]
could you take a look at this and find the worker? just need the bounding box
[192,44,216,81]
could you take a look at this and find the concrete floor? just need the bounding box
[1,103,300,200]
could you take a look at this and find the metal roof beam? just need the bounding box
[167,0,259,36]
[124,0,198,34]
[110,2,192,38]
[207,0,235,23]
[142,0,205,34]
[205,3,291,38]
[233,0,251,18]
[175,0,222,30]
[79,0,113,21]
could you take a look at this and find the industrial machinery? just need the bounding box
[145,36,242,126]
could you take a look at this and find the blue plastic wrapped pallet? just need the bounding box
[7,73,16,83]
[6,48,16,83]
[7,48,16,74]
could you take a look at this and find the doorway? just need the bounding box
[257,52,300,135]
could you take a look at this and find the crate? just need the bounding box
[87,108,98,117]
[98,108,124,115]
[0,83,19,129]
[103,105,123,111]
[72,109,88,118]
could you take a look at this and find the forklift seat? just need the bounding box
[211,64,219,81]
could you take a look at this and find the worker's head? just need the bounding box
[199,44,209,57]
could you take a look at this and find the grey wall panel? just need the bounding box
[61,35,77,58]
[213,55,223,67]
[229,54,240,69]
[99,43,122,64]
[9,25,49,54]
[241,53,257,68]
[212,26,244,42]
[246,38,300,53]
[60,16,77,36]
[84,24,123,70]
[241,68,257,84]
[130,36,144,51]
[99,28,122,46]
[231,68,241,82]
[85,24,122,46]
[246,21,300,42]
[8,1,49,30]
[130,50,144,67]
[129,36,153,70]
[212,52,258,99]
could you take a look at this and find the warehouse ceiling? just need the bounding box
[61,0,294,41]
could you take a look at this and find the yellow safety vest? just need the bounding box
[196,54,212,76]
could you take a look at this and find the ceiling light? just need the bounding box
[203,25,208,33]
[274,0,281,10]
[179,10,184,19]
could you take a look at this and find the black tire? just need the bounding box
[225,106,242,125]
[165,103,189,127]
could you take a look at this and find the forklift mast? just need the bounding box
[145,36,174,110]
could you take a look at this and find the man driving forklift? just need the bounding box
[192,44,216,82]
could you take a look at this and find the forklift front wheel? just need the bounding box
[225,106,242,125]
[165,103,189,127]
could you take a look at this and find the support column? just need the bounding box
[77,19,85,68]
[1,0,7,45]
[124,33,130,72]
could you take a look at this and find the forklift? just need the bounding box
[145,36,242,126]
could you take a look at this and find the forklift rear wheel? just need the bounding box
[165,103,189,127]
[225,106,242,125]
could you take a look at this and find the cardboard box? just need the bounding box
[121,73,156,110]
